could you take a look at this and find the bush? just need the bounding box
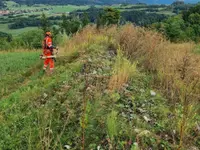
[19,30,44,49]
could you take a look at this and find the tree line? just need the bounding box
[1,4,200,50]
[0,7,169,50]
[72,6,167,26]
[7,6,168,30]
[9,0,137,5]
[0,8,120,50]
[152,4,200,42]
[0,0,5,8]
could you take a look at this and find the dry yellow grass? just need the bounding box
[38,24,200,148]
[108,48,138,91]
[113,24,200,148]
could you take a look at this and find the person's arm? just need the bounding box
[46,37,53,49]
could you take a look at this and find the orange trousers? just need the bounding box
[43,49,54,70]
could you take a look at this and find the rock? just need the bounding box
[88,58,92,62]
[140,89,145,93]
[138,130,151,137]
[134,128,141,133]
[143,116,151,122]
[189,146,199,150]
[43,93,48,98]
[97,146,101,150]
[64,145,71,149]
[122,112,126,117]
[92,70,97,74]
[123,84,129,88]
[97,68,103,73]
[173,130,176,135]
[150,90,156,96]
[196,122,200,132]
[137,108,146,113]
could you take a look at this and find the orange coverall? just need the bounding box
[43,36,54,71]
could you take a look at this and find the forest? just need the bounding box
[152,4,200,42]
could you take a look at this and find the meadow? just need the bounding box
[0,51,40,76]
[0,24,37,36]
[0,25,199,149]
[0,51,40,97]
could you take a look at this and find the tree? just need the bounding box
[0,32,12,42]
[164,15,186,42]
[96,14,102,29]
[97,7,120,27]
[103,8,120,26]
[40,13,50,34]
[188,13,200,25]
[20,29,43,49]
[60,14,81,35]
[61,13,69,34]
[82,12,90,27]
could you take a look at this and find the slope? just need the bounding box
[0,25,200,150]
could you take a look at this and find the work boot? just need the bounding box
[49,69,54,75]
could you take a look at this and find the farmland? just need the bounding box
[0,0,179,36]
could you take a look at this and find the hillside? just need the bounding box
[3,0,199,5]
[8,0,140,5]
[0,25,200,149]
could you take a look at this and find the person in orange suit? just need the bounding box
[42,31,57,74]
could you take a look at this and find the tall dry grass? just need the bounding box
[60,25,111,57]
[114,24,200,149]
[108,47,138,91]
[59,24,200,148]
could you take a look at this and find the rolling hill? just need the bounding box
[1,0,199,5]
[142,0,199,4]
[6,0,139,5]
[0,24,200,150]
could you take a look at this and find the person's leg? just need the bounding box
[49,59,55,74]
[43,58,49,72]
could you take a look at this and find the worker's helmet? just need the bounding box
[46,31,51,36]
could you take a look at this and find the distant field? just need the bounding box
[0,24,37,36]
[5,1,91,14]
[1,2,92,35]
[50,5,90,13]
[156,10,175,15]
[0,1,175,36]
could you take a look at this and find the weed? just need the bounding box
[108,47,138,91]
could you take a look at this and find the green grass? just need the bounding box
[5,1,90,14]
[0,51,40,76]
[4,1,19,8]
[0,26,199,149]
[50,5,90,13]
[0,43,173,149]
[0,51,40,97]
[193,44,200,54]
[156,10,175,15]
